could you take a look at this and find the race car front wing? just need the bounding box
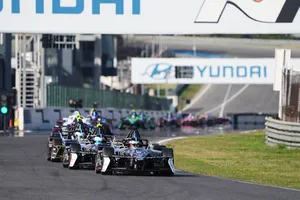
[100,155,175,174]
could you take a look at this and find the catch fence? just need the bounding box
[46,84,171,110]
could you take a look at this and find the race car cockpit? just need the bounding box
[139,111,146,118]
[129,109,138,118]
[69,114,89,132]
[89,108,100,120]
[122,128,148,148]
[166,112,173,118]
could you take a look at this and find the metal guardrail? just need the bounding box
[265,117,300,147]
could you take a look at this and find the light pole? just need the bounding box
[193,34,196,56]
[165,70,171,97]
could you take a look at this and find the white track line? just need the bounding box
[204,84,250,114]
[157,137,188,144]
[207,174,300,192]
[183,84,212,111]
[219,84,232,117]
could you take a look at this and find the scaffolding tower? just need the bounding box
[15,34,45,108]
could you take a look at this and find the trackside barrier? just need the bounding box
[15,107,168,131]
[47,84,172,110]
[265,117,300,147]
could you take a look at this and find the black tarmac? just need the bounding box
[0,130,299,200]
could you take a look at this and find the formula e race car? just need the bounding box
[138,112,156,129]
[205,116,231,127]
[61,127,113,170]
[47,126,81,162]
[94,128,175,176]
[118,112,142,129]
[58,111,92,128]
[47,127,66,162]
[157,113,181,128]
[181,113,199,126]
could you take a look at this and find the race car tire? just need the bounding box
[52,138,63,146]
[51,158,61,162]
[101,168,113,175]
[149,124,155,129]
[68,153,79,170]
[95,154,101,174]
[70,143,81,153]
[153,145,167,151]
[102,147,114,157]
[162,148,174,158]
[95,153,113,175]
[62,150,69,168]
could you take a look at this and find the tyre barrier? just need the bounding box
[14,107,168,131]
[265,117,300,148]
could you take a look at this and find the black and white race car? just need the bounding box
[94,128,175,176]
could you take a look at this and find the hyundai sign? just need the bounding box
[0,0,300,33]
[131,58,300,84]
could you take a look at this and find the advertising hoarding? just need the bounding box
[0,0,299,34]
[131,58,300,84]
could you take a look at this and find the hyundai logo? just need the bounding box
[141,63,175,80]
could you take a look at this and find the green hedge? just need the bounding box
[46,84,171,110]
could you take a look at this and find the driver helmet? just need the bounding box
[76,113,83,121]
[75,131,83,139]
[91,108,97,116]
[74,111,80,116]
[94,136,102,145]
[139,111,145,117]
[99,117,107,124]
[129,140,139,149]
[131,109,137,116]
[96,123,103,128]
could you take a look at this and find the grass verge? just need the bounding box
[178,84,202,110]
[147,84,177,97]
[167,131,300,189]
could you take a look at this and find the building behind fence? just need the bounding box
[46,84,172,110]
[281,69,300,122]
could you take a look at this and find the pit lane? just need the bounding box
[0,128,299,200]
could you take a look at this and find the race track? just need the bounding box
[184,84,279,116]
[0,130,299,200]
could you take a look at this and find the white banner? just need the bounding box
[0,0,300,34]
[131,58,300,84]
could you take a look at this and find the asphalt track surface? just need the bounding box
[1,129,300,200]
[185,84,278,115]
